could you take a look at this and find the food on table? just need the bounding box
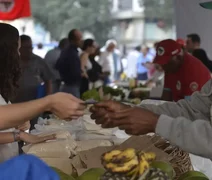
[22,134,77,158]
[77,168,105,180]
[51,167,76,180]
[82,88,100,101]
[76,140,113,152]
[100,171,131,180]
[129,78,136,89]
[128,91,149,100]
[101,148,157,179]
[138,168,170,180]
[178,171,209,180]
[130,98,141,105]
[82,86,125,101]
[100,86,125,98]
[150,161,174,178]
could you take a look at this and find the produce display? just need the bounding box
[82,86,125,101]
[82,88,100,101]
[100,148,208,180]
[77,168,105,180]
[51,167,75,180]
[100,148,171,180]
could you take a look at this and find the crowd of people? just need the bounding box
[1,18,212,179]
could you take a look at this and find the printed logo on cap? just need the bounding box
[176,81,181,90]
[190,82,198,92]
[157,47,165,56]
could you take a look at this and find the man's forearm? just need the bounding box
[155,115,212,159]
[0,97,50,130]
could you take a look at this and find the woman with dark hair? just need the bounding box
[192,48,212,72]
[80,39,96,95]
[0,23,57,162]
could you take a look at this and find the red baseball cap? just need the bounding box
[176,38,185,47]
[153,39,182,65]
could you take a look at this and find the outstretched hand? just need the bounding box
[90,100,159,135]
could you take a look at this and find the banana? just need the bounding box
[104,156,139,173]
[138,159,150,175]
[102,150,122,163]
[139,152,156,163]
[111,148,137,164]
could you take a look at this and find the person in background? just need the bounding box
[137,46,152,80]
[0,27,85,137]
[113,48,123,81]
[88,47,104,88]
[33,43,46,59]
[193,49,212,73]
[99,40,117,84]
[154,39,211,101]
[56,29,82,98]
[12,35,53,130]
[176,38,186,49]
[125,46,141,79]
[44,38,69,93]
[80,39,96,96]
[186,33,201,53]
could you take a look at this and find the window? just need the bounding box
[118,0,132,11]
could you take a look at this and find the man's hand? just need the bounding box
[108,107,159,135]
[90,100,159,135]
[47,93,86,120]
[90,100,131,128]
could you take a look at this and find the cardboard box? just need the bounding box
[72,136,171,175]
[40,157,73,175]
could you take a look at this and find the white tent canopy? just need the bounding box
[174,0,212,58]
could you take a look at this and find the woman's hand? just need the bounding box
[17,121,30,131]
[20,132,56,144]
[47,93,86,120]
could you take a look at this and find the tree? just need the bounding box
[31,0,113,45]
[140,0,174,26]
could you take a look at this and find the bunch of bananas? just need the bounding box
[100,148,157,180]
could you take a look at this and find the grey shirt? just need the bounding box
[44,48,61,80]
[140,79,212,159]
[13,54,52,103]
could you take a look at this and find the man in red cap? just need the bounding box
[176,38,185,48]
[154,39,211,101]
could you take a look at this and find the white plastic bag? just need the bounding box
[23,131,77,158]
[76,140,113,152]
[189,154,212,179]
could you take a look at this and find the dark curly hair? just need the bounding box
[0,23,21,102]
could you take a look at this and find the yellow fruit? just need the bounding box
[105,157,139,173]
[127,166,139,177]
[138,160,150,175]
[139,152,156,163]
[112,148,136,163]
[102,150,122,163]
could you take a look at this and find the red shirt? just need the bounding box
[164,53,211,101]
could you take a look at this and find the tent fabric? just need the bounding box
[174,0,212,59]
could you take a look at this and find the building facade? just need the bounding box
[111,0,176,51]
